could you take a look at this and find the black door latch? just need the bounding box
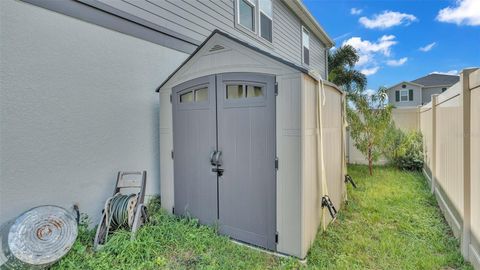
[345,174,357,188]
[212,167,224,176]
[321,195,337,219]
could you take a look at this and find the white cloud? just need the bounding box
[343,35,398,76]
[351,8,363,15]
[343,35,397,58]
[360,67,380,76]
[359,10,417,29]
[419,42,436,52]
[430,70,459,75]
[436,0,480,26]
[386,57,408,66]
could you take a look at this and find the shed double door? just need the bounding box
[172,73,276,250]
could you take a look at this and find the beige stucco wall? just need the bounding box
[0,0,188,225]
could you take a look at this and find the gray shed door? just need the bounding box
[172,75,218,225]
[172,73,276,251]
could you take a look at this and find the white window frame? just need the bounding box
[235,0,273,44]
[400,89,409,102]
[236,0,256,33]
[258,0,273,42]
[302,26,310,66]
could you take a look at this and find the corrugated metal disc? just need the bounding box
[7,205,77,266]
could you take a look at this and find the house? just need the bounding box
[387,73,460,108]
[1,0,345,259]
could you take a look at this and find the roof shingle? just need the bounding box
[410,73,459,87]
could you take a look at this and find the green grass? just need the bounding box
[53,165,471,269]
[306,165,471,269]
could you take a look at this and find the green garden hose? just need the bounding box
[104,193,137,243]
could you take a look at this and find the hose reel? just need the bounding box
[94,171,148,250]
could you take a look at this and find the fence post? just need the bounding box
[431,94,438,194]
[461,68,475,257]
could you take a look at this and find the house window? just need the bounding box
[236,0,273,43]
[400,90,408,101]
[259,0,272,42]
[402,84,406,88]
[238,0,255,31]
[302,27,310,66]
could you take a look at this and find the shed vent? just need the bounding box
[209,44,225,52]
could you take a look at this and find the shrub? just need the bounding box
[395,131,424,171]
[383,127,424,171]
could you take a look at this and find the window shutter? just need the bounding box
[395,91,400,102]
[303,47,309,65]
[409,89,413,101]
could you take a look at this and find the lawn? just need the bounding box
[53,165,471,269]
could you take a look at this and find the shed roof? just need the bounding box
[411,73,459,87]
[155,29,309,92]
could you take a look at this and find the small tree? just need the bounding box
[347,87,393,175]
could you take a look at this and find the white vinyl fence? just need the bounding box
[420,68,480,269]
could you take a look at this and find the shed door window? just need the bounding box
[180,87,208,103]
[400,90,408,102]
[227,85,244,99]
[302,27,310,66]
[195,87,208,102]
[259,0,272,42]
[239,0,255,31]
[226,84,264,99]
[180,91,194,103]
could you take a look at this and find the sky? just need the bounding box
[303,0,480,93]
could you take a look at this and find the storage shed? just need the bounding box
[157,30,346,258]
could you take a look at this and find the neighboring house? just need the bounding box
[387,73,460,108]
[0,0,335,244]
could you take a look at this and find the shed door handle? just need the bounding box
[210,150,217,166]
[214,151,222,166]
